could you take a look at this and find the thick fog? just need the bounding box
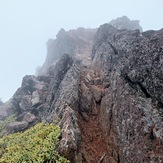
[0,0,163,101]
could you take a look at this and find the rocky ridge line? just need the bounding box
[0,16,163,162]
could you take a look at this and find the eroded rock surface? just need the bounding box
[90,23,163,162]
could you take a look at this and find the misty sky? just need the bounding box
[0,0,163,102]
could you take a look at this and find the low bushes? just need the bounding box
[0,123,69,163]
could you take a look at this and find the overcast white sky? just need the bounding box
[0,0,163,101]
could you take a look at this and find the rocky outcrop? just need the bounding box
[40,27,96,74]
[0,54,81,162]
[90,24,163,162]
[0,54,74,133]
[109,15,143,32]
[1,16,163,162]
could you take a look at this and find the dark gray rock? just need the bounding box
[109,15,143,32]
[90,22,163,162]
[7,121,28,133]
[23,112,36,123]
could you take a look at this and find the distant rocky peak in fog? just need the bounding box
[109,15,143,32]
[38,16,143,75]
[39,27,97,74]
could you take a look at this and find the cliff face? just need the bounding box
[40,27,96,74]
[1,16,163,163]
[90,24,163,162]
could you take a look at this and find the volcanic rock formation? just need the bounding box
[40,27,96,74]
[109,15,143,32]
[1,16,163,163]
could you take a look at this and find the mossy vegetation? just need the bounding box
[0,123,70,163]
[0,114,16,137]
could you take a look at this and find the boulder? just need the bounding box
[7,121,28,133]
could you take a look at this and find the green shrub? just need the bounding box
[0,123,70,163]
